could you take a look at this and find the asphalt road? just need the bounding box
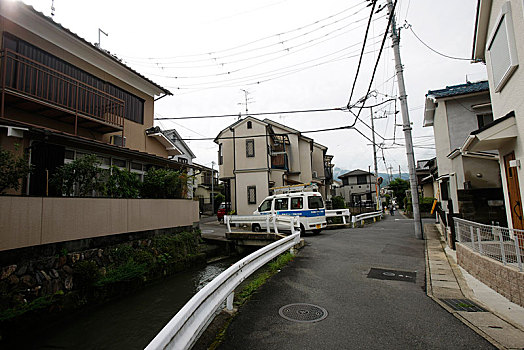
[218,216,495,349]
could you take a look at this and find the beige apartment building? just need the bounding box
[0,1,187,196]
[214,117,333,215]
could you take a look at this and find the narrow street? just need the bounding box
[219,216,494,349]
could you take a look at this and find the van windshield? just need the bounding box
[259,199,272,212]
[308,196,324,209]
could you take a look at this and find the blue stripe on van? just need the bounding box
[276,209,325,217]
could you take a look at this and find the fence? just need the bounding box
[455,218,523,272]
[146,217,300,350]
[325,209,351,225]
[225,214,299,234]
[351,211,382,228]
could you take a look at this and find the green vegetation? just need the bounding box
[388,178,410,208]
[331,196,346,209]
[141,168,188,199]
[0,146,32,194]
[51,154,104,196]
[0,291,64,322]
[104,166,141,198]
[405,196,436,214]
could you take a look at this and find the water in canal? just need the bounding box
[24,258,237,350]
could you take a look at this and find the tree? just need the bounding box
[0,147,31,194]
[331,195,346,209]
[388,178,410,209]
[51,154,104,196]
[140,168,187,199]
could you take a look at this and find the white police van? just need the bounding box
[252,183,327,234]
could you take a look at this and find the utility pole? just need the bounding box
[370,106,380,210]
[386,0,423,239]
[211,161,215,214]
[399,165,401,179]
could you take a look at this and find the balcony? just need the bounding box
[0,49,124,134]
[271,153,288,170]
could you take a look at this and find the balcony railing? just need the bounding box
[0,49,124,133]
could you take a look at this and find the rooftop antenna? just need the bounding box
[97,28,109,49]
[238,89,254,119]
[50,0,55,17]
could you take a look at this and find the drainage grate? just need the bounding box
[440,299,487,312]
[279,303,328,323]
[367,268,416,283]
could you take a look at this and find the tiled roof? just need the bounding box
[338,169,372,178]
[427,81,489,99]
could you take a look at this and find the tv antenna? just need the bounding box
[96,28,109,49]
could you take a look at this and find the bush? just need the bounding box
[73,260,101,288]
[51,154,104,196]
[104,166,141,198]
[405,196,435,213]
[0,146,32,194]
[331,196,346,209]
[141,168,188,199]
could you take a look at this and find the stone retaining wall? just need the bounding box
[456,243,524,307]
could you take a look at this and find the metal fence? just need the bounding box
[351,211,382,228]
[455,218,523,272]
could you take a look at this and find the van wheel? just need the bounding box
[252,224,261,232]
[312,229,321,235]
[299,224,306,235]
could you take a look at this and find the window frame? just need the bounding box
[274,198,289,211]
[486,1,519,93]
[247,185,257,204]
[246,139,255,158]
[307,196,324,209]
[259,198,272,212]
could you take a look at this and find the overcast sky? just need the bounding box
[23,0,487,174]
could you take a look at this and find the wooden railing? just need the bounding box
[0,49,124,130]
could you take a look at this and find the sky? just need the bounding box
[22,0,487,174]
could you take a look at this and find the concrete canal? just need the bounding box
[21,258,237,349]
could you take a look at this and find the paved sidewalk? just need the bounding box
[424,223,524,350]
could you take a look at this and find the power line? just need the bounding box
[155,106,345,120]
[405,22,476,61]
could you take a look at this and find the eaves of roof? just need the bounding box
[426,81,489,99]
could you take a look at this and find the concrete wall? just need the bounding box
[0,197,199,251]
[457,243,523,307]
[235,171,269,215]
[446,94,491,150]
[311,145,325,179]
[234,120,268,171]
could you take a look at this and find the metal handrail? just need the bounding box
[225,214,299,234]
[0,49,125,128]
[146,219,300,350]
[325,208,351,225]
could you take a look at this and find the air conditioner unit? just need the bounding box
[110,135,126,147]
[312,171,318,178]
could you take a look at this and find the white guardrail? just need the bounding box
[146,215,300,350]
[351,211,382,228]
[224,214,299,234]
[325,209,351,225]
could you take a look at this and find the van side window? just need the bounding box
[291,197,303,209]
[259,199,272,212]
[308,196,324,209]
[275,198,288,210]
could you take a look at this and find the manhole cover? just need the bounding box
[279,303,328,323]
[367,268,416,283]
[440,299,487,312]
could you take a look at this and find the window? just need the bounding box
[342,178,349,186]
[218,144,223,165]
[308,196,324,209]
[357,175,367,184]
[246,139,255,157]
[487,2,518,92]
[477,113,494,128]
[259,199,272,212]
[275,198,288,211]
[247,186,257,204]
[440,179,450,201]
[112,158,126,168]
[291,197,303,209]
[247,121,252,129]
[178,157,188,164]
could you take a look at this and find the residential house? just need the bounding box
[416,158,437,199]
[423,81,506,225]
[214,116,333,215]
[163,128,197,198]
[463,0,524,230]
[192,164,219,214]
[335,169,377,207]
[0,1,187,197]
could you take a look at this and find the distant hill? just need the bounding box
[333,167,408,187]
